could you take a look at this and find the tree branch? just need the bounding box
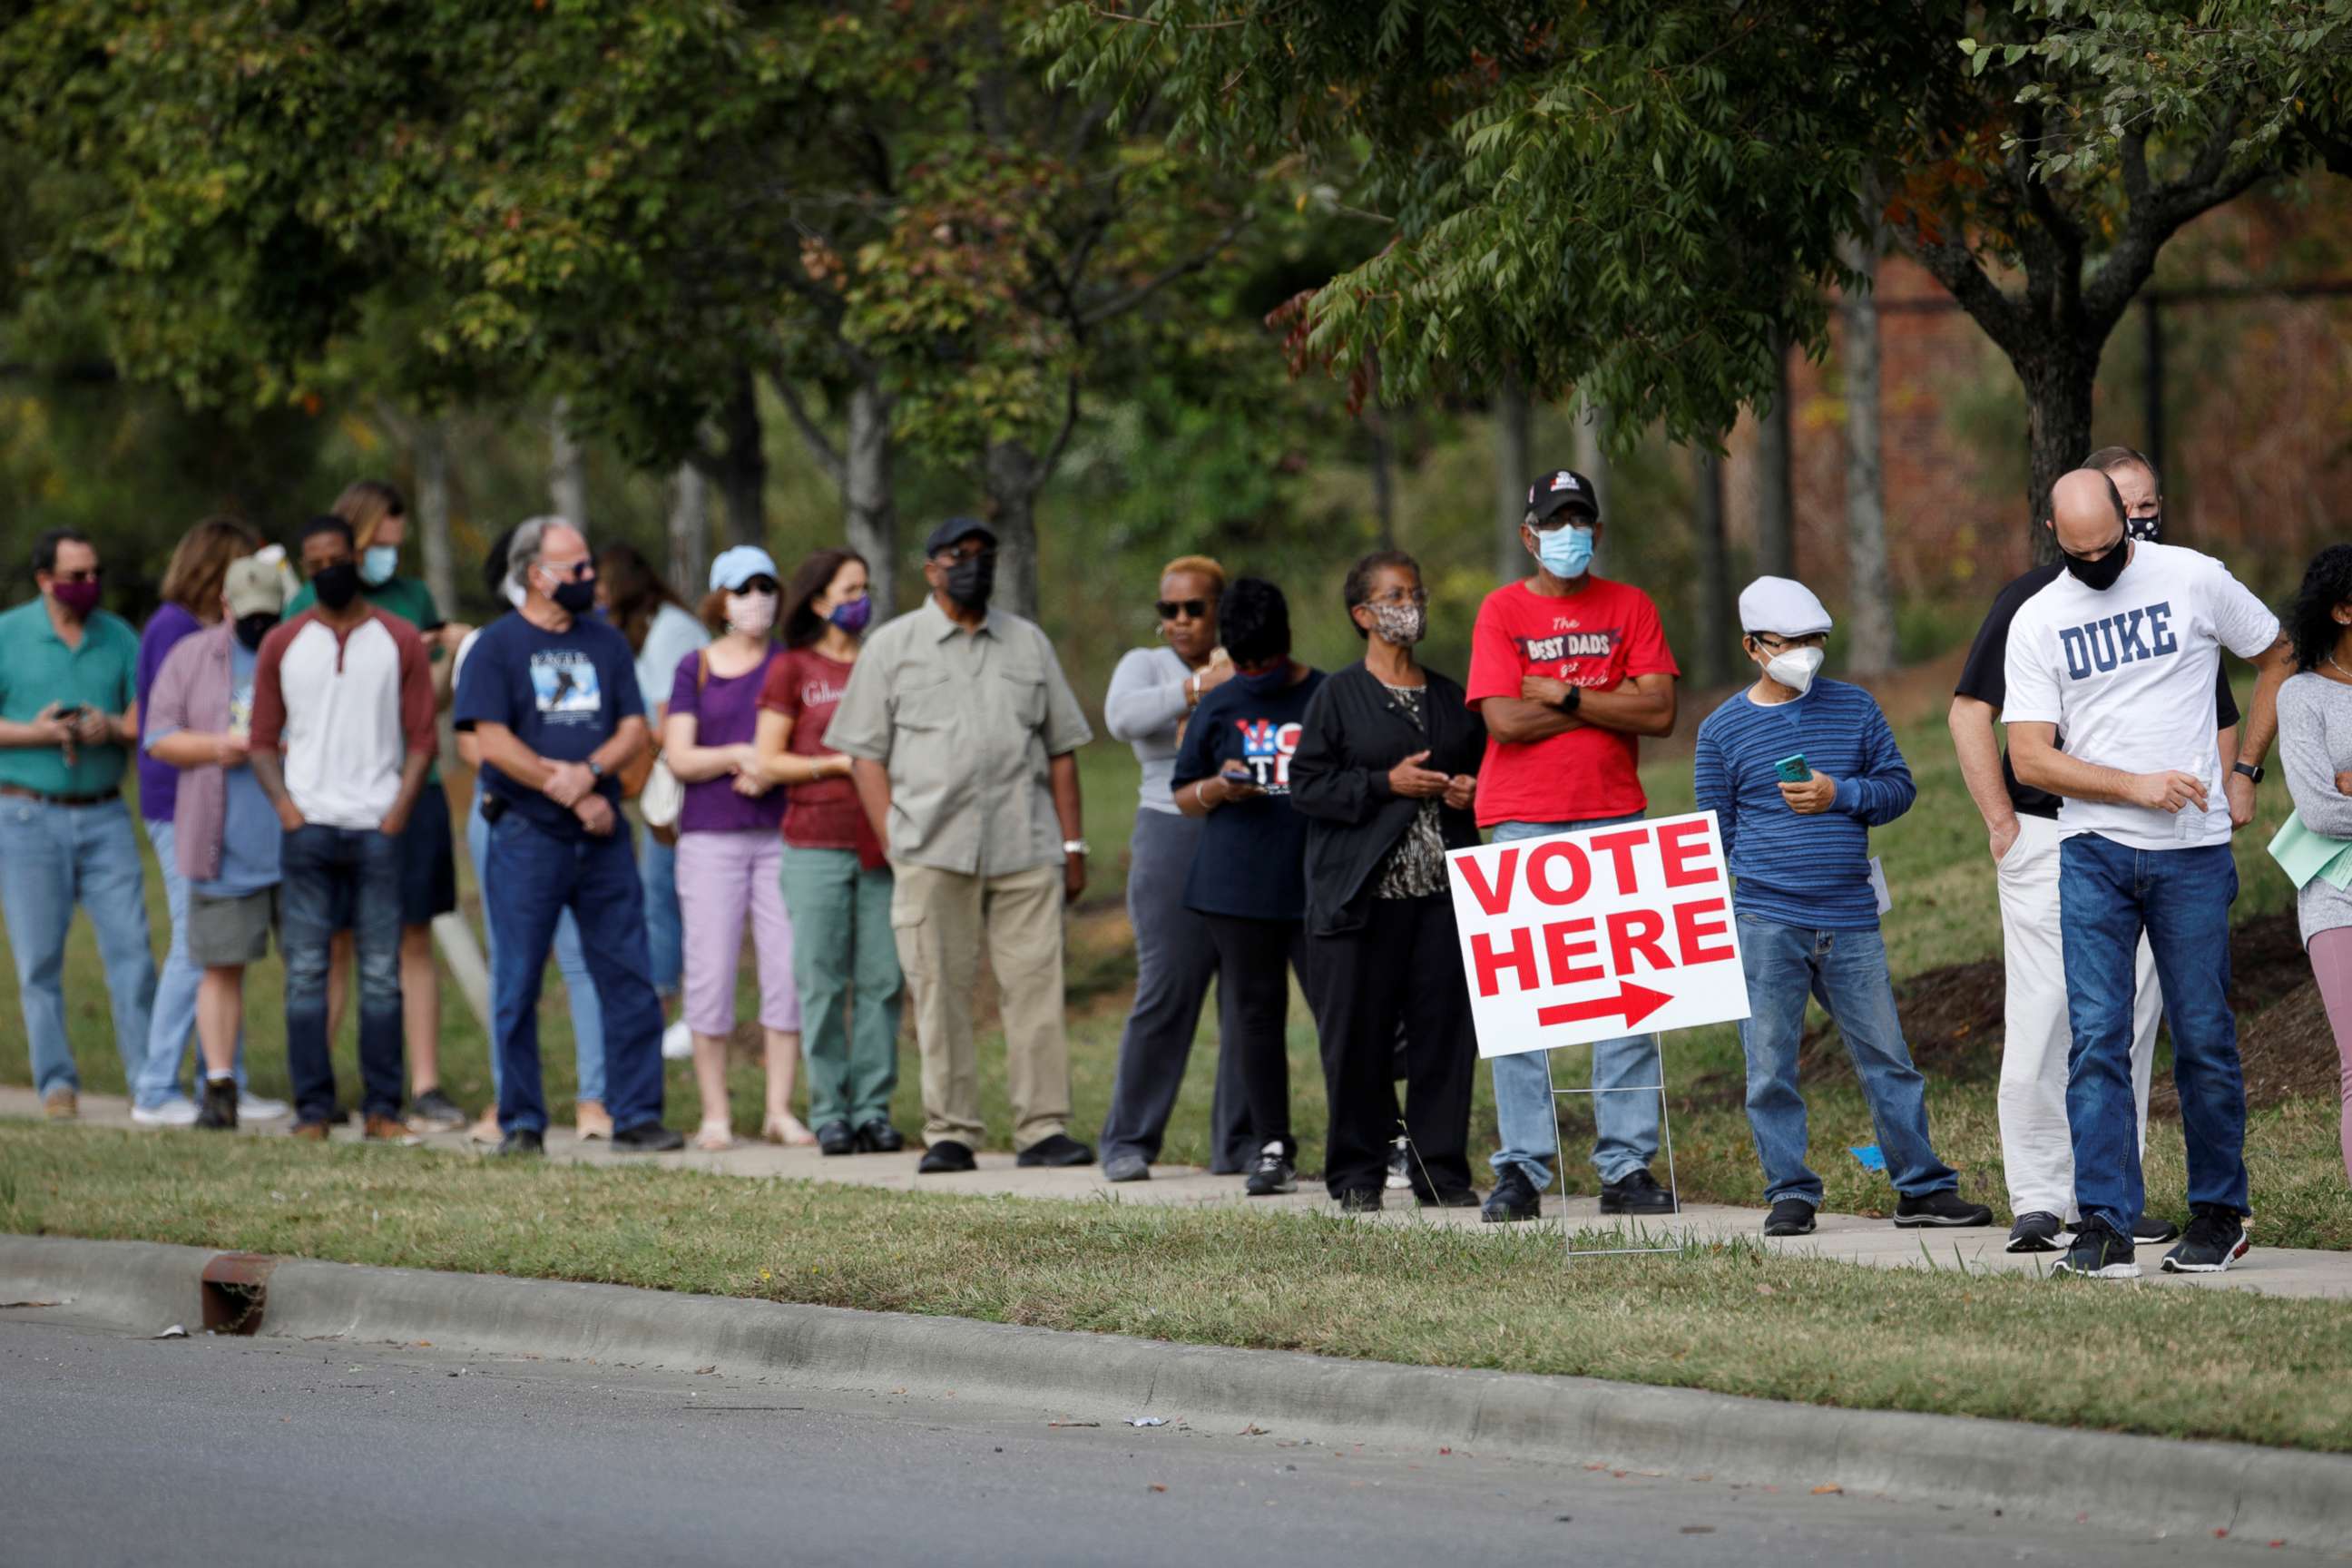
[1895,229,2030,363]
[1075,210,1252,328]
[773,377,846,488]
[1037,371,1083,490]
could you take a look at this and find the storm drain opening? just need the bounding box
[200,1253,276,1336]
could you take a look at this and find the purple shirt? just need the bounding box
[671,645,787,837]
[136,603,205,821]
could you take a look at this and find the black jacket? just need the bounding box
[1289,660,1487,937]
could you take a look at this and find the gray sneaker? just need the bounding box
[1102,1152,1151,1183]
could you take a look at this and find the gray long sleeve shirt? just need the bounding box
[2276,671,2352,947]
[1103,645,1192,818]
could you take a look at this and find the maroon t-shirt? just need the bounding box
[758,649,864,849]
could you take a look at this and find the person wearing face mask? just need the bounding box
[1464,468,1681,1225]
[0,527,155,1121]
[658,545,810,1151]
[829,517,1096,1173]
[141,557,293,1130]
[756,548,905,1157]
[1290,552,1487,1210]
[2004,470,2296,1279]
[1694,578,1991,1238]
[454,516,683,1157]
[1949,444,2242,1255]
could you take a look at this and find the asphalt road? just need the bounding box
[0,1318,2328,1568]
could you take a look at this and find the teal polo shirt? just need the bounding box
[0,598,140,797]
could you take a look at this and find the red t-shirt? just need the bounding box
[757,649,865,850]
[1464,577,1679,828]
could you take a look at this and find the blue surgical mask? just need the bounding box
[359,544,398,587]
[1534,524,1594,580]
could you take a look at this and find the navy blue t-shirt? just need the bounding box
[1171,666,1326,923]
[454,612,645,838]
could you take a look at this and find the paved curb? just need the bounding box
[5,1233,2347,1550]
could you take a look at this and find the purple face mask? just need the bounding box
[828,595,873,634]
[50,579,102,618]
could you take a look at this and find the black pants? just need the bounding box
[1200,914,1306,1161]
[1307,894,1476,1199]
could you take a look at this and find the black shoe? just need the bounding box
[405,1087,467,1132]
[1243,1143,1297,1197]
[816,1121,857,1156]
[2161,1205,2249,1274]
[1481,1167,1542,1223]
[1763,1198,1817,1237]
[2005,1211,2063,1252]
[2132,1214,2182,1248]
[2051,1221,2141,1279]
[855,1119,906,1154]
[1336,1188,1384,1213]
[1599,1167,1677,1216]
[1894,1190,1994,1228]
[196,1077,239,1132]
[611,1123,685,1153]
[1416,1186,1481,1210]
[1015,1132,1094,1169]
[918,1139,976,1174]
[496,1129,544,1158]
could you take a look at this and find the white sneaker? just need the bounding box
[131,1098,199,1128]
[237,1093,290,1122]
[661,1020,694,1061]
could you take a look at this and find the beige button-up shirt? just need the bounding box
[828,597,1093,877]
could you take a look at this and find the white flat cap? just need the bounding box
[1738,576,1834,638]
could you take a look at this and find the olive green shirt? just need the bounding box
[828,597,1093,876]
[0,598,140,796]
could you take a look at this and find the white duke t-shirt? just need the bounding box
[2001,541,2278,851]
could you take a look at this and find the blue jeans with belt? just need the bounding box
[135,818,249,1107]
[1487,814,1664,1188]
[466,795,605,1104]
[281,821,405,1123]
[0,795,155,1099]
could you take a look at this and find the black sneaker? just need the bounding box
[816,1121,857,1156]
[2051,1222,2141,1279]
[1763,1198,1816,1237]
[1598,1168,1676,1216]
[2161,1206,2249,1274]
[2005,1211,2063,1252]
[1385,1137,1412,1191]
[2133,1214,2182,1247]
[196,1077,239,1132]
[496,1128,544,1158]
[855,1119,906,1154]
[1243,1142,1297,1197]
[1894,1190,1994,1227]
[1015,1132,1094,1169]
[1336,1188,1384,1213]
[405,1088,467,1132]
[917,1139,976,1174]
[611,1122,686,1153]
[1481,1167,1542,1223]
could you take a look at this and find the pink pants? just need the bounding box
[674,829,801,1037]
[2310,926,2352,1186]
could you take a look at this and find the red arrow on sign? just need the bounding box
[1537,983,1671,1030]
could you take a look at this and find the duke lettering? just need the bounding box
[2057,601,2178,681]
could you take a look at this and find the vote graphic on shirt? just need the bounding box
[1171,667,1327,924]
[1233,715,1303,794]
[530,650,604,724]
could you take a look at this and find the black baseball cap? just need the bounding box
[923,516,996,557]
[1525,468,1600,524]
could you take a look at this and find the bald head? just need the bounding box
[2049,469,2129,560]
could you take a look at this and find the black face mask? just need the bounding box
[943,551,995,610]
[310,560,361,612]
[233,612,279,652]
[2126,512,2161,544]
[2062,534,2132,592]
[551,577,598,615]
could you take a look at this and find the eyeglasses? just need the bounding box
[1750,632,1828,652]
[1528,512,1596,534]
[1155,598,1210,621]
[541,558,596,581]
[1365,588,1428,607]
[47,566,103,583]
[933,542,994,565]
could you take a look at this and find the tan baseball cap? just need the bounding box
[225,554,286,618]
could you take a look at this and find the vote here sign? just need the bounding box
[1445,811,1750,1058]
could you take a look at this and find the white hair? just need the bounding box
[507,515,581,585]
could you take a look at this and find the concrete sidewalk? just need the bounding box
[10,1085,2349,1298]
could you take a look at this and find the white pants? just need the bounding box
[1995,812,2159,1220]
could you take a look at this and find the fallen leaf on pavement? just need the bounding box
[1148,1484,1167,1494]
[1811,1485,1843,1495]
[1049,1420,1101,1428]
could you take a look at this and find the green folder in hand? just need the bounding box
[2268,811,2352,892]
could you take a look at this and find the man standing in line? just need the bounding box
[1948,444,2238,1253]
[0,528,155,1119]
[1465,469,1681,1224]
[455,518,684,1156]
[2004,469,2293,1279]
[250,516,436,1144]
[830,518,1097,1174]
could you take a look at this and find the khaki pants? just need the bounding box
[889,860,1070,1150]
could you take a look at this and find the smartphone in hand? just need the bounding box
[1774,752,1812,785]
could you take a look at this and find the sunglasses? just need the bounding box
[735,576,780,595]
[1155,599,1211,621]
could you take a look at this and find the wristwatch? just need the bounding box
[1063,838,1091,857]
[1553,685,1582,716]
[2232,760,2264,785]
[586,759,605,780]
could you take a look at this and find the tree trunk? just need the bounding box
[983,440,1044,621]
[1365,410,1396,549]
[713,367,767,546]
[547,398,588,529]
[1837,236,1896,677]
[1572,398,1612,525]
[845,379,897,612]
[1753,336,1795,579]
[2022,348,2098,567]
[1691,446,1737,687]
[415,418,456,620]
[667,461,709,602]
[1493,373,1532,580]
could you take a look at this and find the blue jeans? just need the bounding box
[1487,815,1663,1187]
[0,797,156,1099]
[639,824,683,999]
[1736,915,1956,1206]
[135,818,248,1106]
[282,823,405,1123]
[2059,835,2246,1233]
[487,812,664,1135]
[466,797,605,1104]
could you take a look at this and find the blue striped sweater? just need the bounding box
[1691,678,1915,931]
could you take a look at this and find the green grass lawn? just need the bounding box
[5,1120,2349,1453]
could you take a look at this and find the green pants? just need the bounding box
[779,847,904,1128]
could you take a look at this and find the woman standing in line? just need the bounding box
[664,545,810,1151]
[2275,543,2352,1186]
[1096,555,1253,1182]
[756,549,904,1156]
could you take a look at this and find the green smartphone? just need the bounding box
[1774,752,1812,784]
